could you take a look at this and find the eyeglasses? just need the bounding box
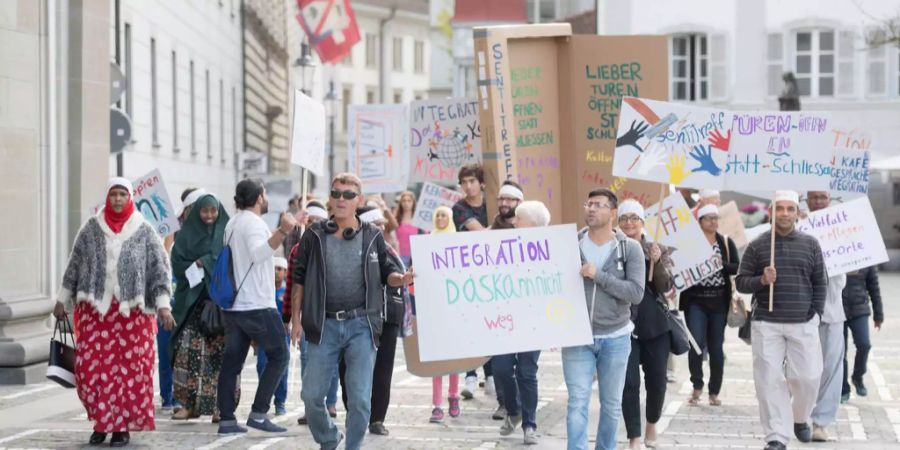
[330,189,359,200]
[618,215,643,223]
[583,201,612,210]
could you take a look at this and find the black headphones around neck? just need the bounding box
[323,218,363,240]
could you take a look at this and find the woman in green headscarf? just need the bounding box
[169,194,237,422]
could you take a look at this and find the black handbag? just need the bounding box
[200,299,225,336]
[47,314,76,388]
[666,309,691,355]
[738,319,752,345]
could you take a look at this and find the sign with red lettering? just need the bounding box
[296,0,360,64]
[644,193,718,292]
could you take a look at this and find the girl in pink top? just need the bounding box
[393,191,425,266]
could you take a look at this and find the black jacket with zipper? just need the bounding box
[292,219,401,347]
[842,266,883,322]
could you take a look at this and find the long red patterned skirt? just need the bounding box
[74,298,157,432]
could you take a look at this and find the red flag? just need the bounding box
[296,0,361,64]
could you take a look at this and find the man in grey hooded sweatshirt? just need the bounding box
[563,188,645,450]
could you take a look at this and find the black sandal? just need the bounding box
[110,432,130,447]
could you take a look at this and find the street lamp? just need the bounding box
[293,41,317,95]
[324,81,340,182]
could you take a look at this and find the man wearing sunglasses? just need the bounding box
[290,173,413,450]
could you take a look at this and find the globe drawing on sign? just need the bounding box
[427,122,473,168]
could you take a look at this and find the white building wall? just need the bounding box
[113,0,244,210]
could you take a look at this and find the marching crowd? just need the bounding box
[52,164,885,450]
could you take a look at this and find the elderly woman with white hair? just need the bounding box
[615,199,675,449]
[680,204,740,407]
[491,200,550,445]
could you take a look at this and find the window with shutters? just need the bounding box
[342,86,351,131]
[366,34,377,68]
[414,41,425,74]
[392,37,403,71]
[866,29,888,96]
[394,90,403,104]
[670,34,708,101]
[366,87,376,104]
[793,29,835,97]
[767,33,784,97]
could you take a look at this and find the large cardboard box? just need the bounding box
[474,25,668,223]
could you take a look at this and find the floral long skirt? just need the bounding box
[172,303,237,415]
[74,299,156,432]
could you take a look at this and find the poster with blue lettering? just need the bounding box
[409,98,481,184]
[409,224,592,361]
[796,196,887,276]
[827,118,874,198]
[613,97,728,189]
[132,169,180,237]
[348,104,409,193]
[725,112,833,191]
[644,193,718,292]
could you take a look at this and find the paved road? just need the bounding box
[1,274,899,449]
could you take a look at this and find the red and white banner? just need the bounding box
[296,0,361,64]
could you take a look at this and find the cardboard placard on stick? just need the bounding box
[409,97,482,184]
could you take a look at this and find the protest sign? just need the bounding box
[796,196,888,276]
[411,182,464,232]
[829,148,870,196]
[726,112,833,191]
[409,98,482,184]
[409,224,592,361]
[558,35,668,219]
[717,201,747,249]
[290,90,326,175]
[644,193,718,292]
[613,97,728,189]
[403,317,489,377]
[347,104,409,193]
[132,169,179,236]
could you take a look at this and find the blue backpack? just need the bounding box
[209,233,253,310]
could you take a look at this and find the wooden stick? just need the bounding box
[768,193,776,312]
[648,183,668,281]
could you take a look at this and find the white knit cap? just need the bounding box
[699,189,720,199]
[359,208,384,224]
[697,204,718,219]
[107,177,133,197]
[617,199,645,219]
[273,257,288,269]
[774,190,800,206]
[306,205,328,220]
[498,184,525,201]
[179,188,208,215]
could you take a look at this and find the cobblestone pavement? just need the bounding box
[1,274,900,449]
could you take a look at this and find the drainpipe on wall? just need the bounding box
[378,6,397,103]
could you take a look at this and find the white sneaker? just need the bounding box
[812,424,829,442]
[461,376,477,399]
[484,376,496,396]
[523,426,538,445]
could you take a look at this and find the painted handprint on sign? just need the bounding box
[689,145,722,176]
[615,120,649,152]
[666,154,690,185]
[636,146,666,176]
[708,129,731,152]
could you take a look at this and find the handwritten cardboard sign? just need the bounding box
[290,89,326,175]
[409,98,482,184]
[409,224,591,361]
[644,193,718,292]
[132,169,180,237]
[613,97,729,189]
[411,182,464,232]
[726,112,833,192]
[347,104,409,193]
[795,196,888,276]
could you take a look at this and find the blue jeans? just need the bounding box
[257,333,290,407]
[301,317,376,450]
[686,303,727,395]
[156,319,175,407]
[493,351,540,429]
[843,314,872,394]
[562,333,631,450]
[300,332,339,407]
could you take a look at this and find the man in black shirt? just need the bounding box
[736,190,826,450]
[452,164,488,232]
